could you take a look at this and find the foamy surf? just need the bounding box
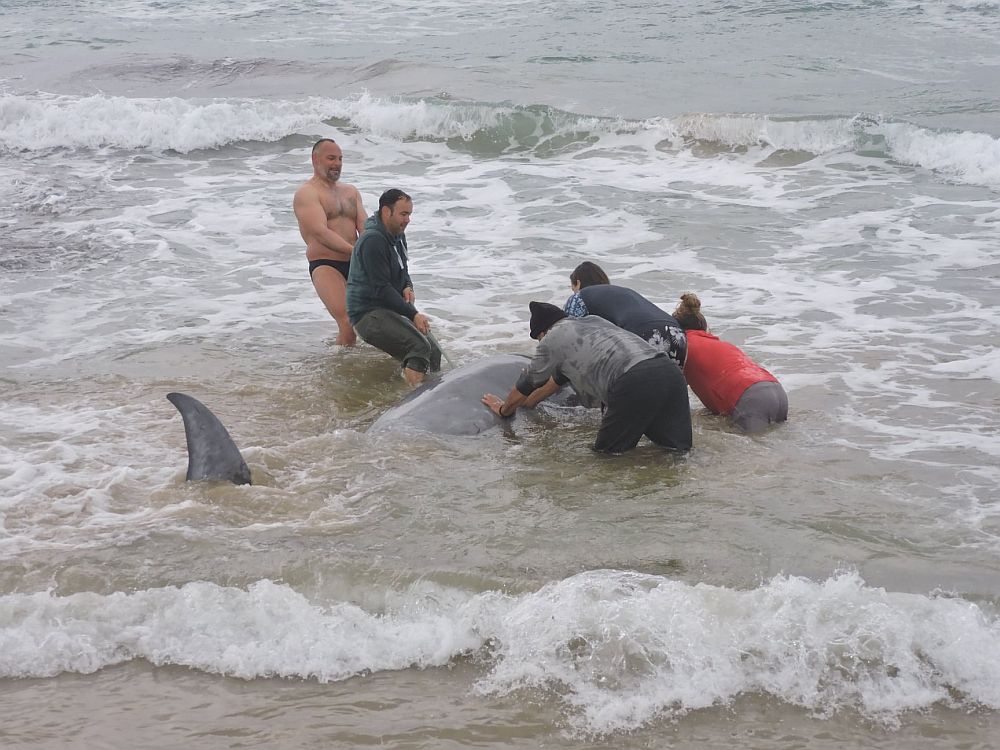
[0,92,339,152]
[4,92,999,187]
[2,571,998,733]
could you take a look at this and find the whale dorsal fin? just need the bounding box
[166,392,251,485]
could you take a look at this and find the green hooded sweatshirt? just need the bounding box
[346,212,416,326]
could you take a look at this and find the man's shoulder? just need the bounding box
[546,316,588,341]
[293,179,321,202]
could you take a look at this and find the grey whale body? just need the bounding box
[369,353,531,436]
[168,354,535,484]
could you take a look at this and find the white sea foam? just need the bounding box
[1,571,998,733]
[932,349,1000,382]
[5,93,999,187]
[669,113,1000,188]
[882,122,1000,187]
[0,93,338,153]
[0,399,188,554]
[76,0,539,26]
[667,113,863,154]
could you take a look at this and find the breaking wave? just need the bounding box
[2,570,999,734]
[2,92,999,187]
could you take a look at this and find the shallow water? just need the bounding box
[2,0,1000,747]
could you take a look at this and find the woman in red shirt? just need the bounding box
[673,293,788,432]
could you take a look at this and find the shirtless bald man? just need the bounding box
[293,138,366,345]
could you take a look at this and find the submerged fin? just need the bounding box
[166,392,252,485]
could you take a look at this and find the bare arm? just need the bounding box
[522,376,561,408]
[293,186,355,256]
[483,343,563,417]
[353,187,367,236]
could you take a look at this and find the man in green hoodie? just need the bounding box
[347,189,441,385]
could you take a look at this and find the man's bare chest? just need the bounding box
[321,190,355,220]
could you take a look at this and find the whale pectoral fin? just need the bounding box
[166,392,252,486]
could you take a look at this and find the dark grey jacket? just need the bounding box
[564,284,687,365]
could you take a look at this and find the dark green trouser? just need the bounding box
[354,308,442,374]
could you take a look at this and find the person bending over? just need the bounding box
[563,261,687,366]
[482,302,692,454]
[346,189,441,385]
[293,138,366,346]
[673,293,788,433]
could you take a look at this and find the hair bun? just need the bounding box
[679,292,701,312]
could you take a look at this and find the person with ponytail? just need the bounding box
[672,293,788,432]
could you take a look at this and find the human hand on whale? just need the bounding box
[483,375,562,418]
[482,393,511,418]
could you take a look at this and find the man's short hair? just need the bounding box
[379,188,412,212]
[311,138,337,154]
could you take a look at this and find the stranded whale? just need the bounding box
[168,354,541,484]
[369,353,532,435]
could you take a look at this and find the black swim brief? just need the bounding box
[308,258,350,279]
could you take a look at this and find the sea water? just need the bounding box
[2,1,1000,747]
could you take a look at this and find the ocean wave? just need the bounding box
[0,92,341,153]
[881,122,1000,188]
[2,571,998,733]
[668,112,1000,187]
[3,92,999,187]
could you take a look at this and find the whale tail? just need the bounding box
[166,392,252,485]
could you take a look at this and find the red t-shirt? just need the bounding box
[682,330,778,415]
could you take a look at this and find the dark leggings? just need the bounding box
[594,356,692,454]
[354,308,441,374]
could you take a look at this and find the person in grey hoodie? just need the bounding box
[482,302,692,454]
[347,189,441,385]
